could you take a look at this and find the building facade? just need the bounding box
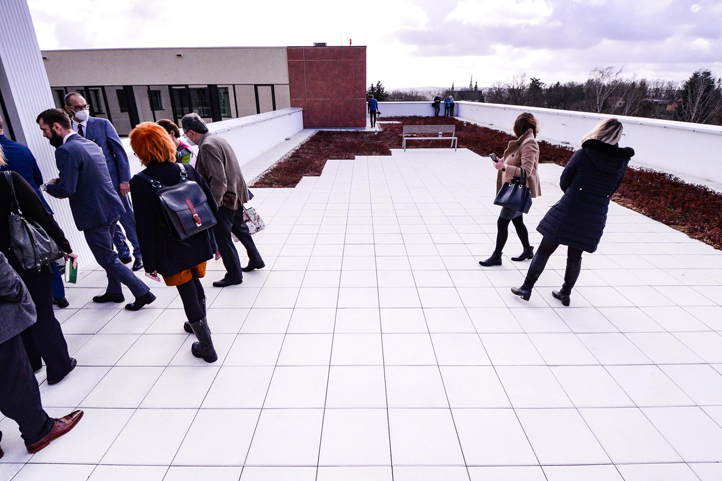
[41,46,366,136]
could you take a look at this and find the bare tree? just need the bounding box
[615,78,648,116]
[647,79,679,119]
[506,73,528,106]
[487,81,507,104]
[676,70,722,124]
[586,67,623,113]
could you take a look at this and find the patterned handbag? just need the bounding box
[243,206,265,235]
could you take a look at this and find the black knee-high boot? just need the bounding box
[510,252,551,301]
[189,318,217,363]
[552,258,582,306]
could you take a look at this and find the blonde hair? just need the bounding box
[0,144,6,167]
[583,118,623,145]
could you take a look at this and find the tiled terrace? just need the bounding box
[3,148,722,481]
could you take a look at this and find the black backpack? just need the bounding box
[136,164,217,241]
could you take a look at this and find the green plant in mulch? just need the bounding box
[250,116,722,249]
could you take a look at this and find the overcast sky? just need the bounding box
[28,0,722,90]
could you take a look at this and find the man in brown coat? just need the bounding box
[181,114,264,287]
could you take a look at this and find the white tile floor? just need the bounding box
[3,148,722,481]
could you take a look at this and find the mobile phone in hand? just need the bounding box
[490,153,499,163]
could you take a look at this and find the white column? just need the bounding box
[0,0,93,266]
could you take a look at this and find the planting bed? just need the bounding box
[251,116,722,249]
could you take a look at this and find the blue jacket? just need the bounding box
[0,134,51,212]
[83,117,131,186]
[368,98,379,112]
[46,134,125,231]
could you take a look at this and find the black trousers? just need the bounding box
[16,265,72,383]
[444,106,450,117]
[434,104,440,116]
[213,206,263,282]
[450,104,455,116]
[177,277,206,323]
[0,335,54,444]
[369,110,377,127]
[538,236,584,259]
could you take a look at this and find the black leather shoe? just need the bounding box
[242,261,265,272]
[119,256,132,264]
[93,292,125,303]
[511,246,534,262]
[132,258,143,272]
[479,251,503,267]
[53,297,70,308]
[47,358,77,386]
[213,277,243,288]
[125,292,156,311]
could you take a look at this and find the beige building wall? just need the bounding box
[276,85,291,110]
[42,47,289,86]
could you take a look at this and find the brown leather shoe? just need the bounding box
[25,410,84,454]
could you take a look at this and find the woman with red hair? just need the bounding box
[129,122,219,362]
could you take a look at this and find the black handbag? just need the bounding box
[136,164,217,241]
[4,172,64,270]
[494,168,533,214]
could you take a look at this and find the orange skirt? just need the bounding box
[163,262,207,287]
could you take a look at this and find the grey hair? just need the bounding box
[0,144,6,166]
[582,118,623,145]
[180,113,209,134]
[64,91,84,106]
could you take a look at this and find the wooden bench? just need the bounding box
[402,125,458,151]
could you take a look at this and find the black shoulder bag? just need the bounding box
[136,164,217,241]
[4,172,64,270]
[493,167,533,214]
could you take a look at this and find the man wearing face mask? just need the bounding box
[64,92,143,272]
[36,109,155,311]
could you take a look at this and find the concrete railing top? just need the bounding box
[206,107,303,134]
[378,101,722,136]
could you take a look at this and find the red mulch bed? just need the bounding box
[251,116,722,249]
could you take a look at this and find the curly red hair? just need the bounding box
[130,122,176,165]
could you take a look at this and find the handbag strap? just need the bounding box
[3,171,21,215]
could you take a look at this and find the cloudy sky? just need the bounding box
[28,0,722,90]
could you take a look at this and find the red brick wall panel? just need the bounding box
[287,46,366,128]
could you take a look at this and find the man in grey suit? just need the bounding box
[181,113,264,287]
[64,92,143,272]
[0,252,83,456]
[36,109,155,311]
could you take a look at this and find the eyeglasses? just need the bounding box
[70,104,90,112]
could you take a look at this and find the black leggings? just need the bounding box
[176,277,206,323]
[494,215,531,253]
[537,236,583,259]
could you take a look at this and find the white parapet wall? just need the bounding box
[126,107,304,176]
[379,101,722,187]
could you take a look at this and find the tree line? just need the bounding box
[368,68,722,125]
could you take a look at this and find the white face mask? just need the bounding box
[74,109,90,122]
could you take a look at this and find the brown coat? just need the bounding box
[195,132,250,210]
[501,128,541,198]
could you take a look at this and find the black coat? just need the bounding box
[129,162,218,277]
[537,139,634,253]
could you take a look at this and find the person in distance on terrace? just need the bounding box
[511,118,634,305]
[479,113,541,268]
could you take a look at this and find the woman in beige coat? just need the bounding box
[480,113,542,266]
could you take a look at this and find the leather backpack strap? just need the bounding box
[177,163,188,181]
[135,172,163,190]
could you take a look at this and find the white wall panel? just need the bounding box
[0,0,93,267]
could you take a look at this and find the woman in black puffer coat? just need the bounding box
[511,118,634,305]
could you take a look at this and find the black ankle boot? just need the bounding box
[511,246,534,262]
[552,258,582,306]
[510,252,551,301]
[189,317,218,363]
[184,297,206,334]
[479,251,503,267]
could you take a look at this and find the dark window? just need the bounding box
[149,90,164,111]
[219,87,232,118]
[53,89,65,109]
[189,88,211,118]
[88,89,104,114]
[116,89,129,112]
